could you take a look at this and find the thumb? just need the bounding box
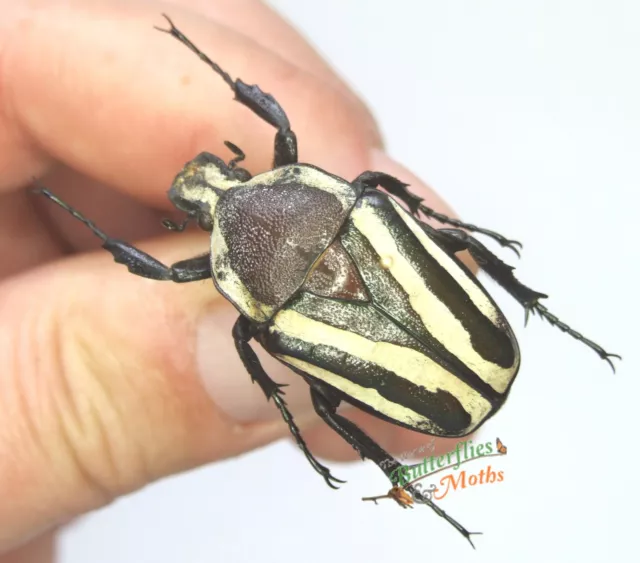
[0,230,316,553]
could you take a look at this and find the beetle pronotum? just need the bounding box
[34,15,620,547]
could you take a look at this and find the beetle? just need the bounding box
[35,15,620,546]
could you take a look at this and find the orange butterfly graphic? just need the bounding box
[496,437,507,455]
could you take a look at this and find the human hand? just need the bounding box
[0,0,466,559]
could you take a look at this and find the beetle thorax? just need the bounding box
[210,164,361,322]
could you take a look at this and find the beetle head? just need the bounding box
[168,152,243,231]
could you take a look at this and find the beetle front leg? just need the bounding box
[308,384,481,548]
[353,171,522,256]
[232,316,345,488]
[155,15,297,168]
[35,186,212,282]
[434,227,621,371]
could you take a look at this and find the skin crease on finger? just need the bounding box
[0,1,476,560]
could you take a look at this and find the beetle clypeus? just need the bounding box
[35,15,620,547]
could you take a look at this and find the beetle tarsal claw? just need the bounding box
[269,388,288,406]
[162,217,190,232]
[524,305,534,326]
[306,456,345,489]
[465,531,483,550]
[323,471,347,489]
[154,13,176,34]
[604,355,621,373]
[503,238,523,257]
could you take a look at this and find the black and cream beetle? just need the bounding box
[35,15,620,547]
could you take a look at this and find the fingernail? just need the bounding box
[196,301,317,424]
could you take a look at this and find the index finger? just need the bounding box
[0,1,380,200]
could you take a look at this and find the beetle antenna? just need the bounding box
[32,181,108,242]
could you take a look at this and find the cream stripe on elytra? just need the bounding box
[388,198,501,327]
[350,201,514,394]
[271,309,493,431]
[277,355,446,434]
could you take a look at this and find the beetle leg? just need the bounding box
[34,185,211,282]
[353,170,522,256]
[232,316,346,488]
[155,14,297,168]
[434,228,621,371]
[309,384,481,548]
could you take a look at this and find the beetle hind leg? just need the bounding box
[309,383,481,547]
[155,14,297,167]
[232,317,345,488]
[353,171,522,256]
[524,302,621,371]
[434,228,621,371]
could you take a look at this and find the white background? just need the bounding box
[60,1,638,562]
